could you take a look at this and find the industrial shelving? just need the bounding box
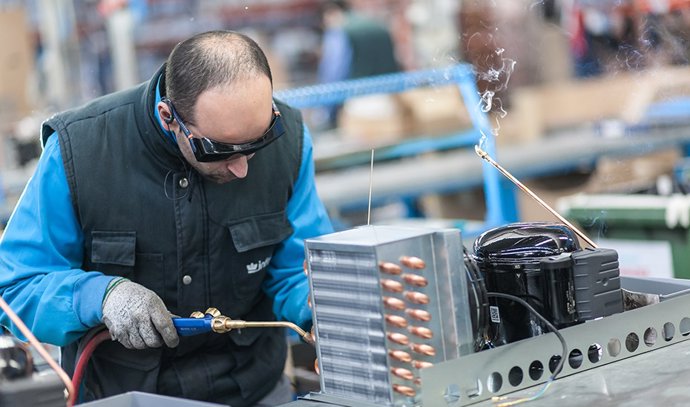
[275,63,519,232]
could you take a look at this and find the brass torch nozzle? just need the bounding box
[209,315,314,345]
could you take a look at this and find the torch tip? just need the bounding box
[474,145,487,158]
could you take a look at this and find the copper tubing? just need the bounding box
[0,296,75,407]
[379,262,403,275]
[393,384,417,397]
[381,279,404,293]
[475,145,598,249]
[404,291,430,305]
[387,332,410,345]
[402,273,428,287]
[389,349,412,363]
[385,314,408,328]
[391,367,415,381]
[400,256,426,270]
[383,296,406,311]
[408,326,433,339]
[405,308,431,322]
[412,360,434,369]
[410,343,436,356]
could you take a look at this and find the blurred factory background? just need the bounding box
[2,0,690,286]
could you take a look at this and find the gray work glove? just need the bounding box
[101,278,179,349]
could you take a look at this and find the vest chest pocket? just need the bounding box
[90,231,165,297]
[228,211,294,301]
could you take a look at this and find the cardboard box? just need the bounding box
[0,8,34,125]
[398,85,472,137]
[338,85,473,147]
[500,66,690,144]
[337,93,414,146]
[519,148,681,223]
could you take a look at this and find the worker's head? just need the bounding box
[321,0,350,28]
[157,30,282,184]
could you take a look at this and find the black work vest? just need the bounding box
[41,65,303,406]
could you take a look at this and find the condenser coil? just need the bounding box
[305,225,474,406]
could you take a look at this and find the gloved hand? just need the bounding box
[101,278,179,349]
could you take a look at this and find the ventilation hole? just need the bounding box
[608,338,621,357]
[508,366,523,387]
[568,349,583,369]
[644,327,657,347]
[548,355,562,374]
[680,317,690,336]
[663,322,675,341]
[487,372,503,393]
[528,360,544,381]
[625,332,640,352]
[586,343,602,363]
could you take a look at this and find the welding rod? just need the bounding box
[474,145,598,249]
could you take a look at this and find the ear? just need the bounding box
[157,101,174,126]
[163,112,174,125]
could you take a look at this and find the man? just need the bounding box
[0,30,333,406]
[317,0,400,128]
[318,0,399,82]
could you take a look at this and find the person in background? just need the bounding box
[0,30,333,406]
[317,0,400,128]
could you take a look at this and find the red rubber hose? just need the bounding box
[71,330,111,403]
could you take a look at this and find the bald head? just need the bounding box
[165,30,273,122]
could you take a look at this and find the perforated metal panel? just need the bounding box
[419,277,690,406]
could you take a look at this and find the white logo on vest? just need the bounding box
[246,256,271,274]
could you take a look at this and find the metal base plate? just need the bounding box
[421,279,690,406]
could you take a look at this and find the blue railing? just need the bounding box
[275,64,518,229]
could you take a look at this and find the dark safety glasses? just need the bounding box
[162,97,285,163]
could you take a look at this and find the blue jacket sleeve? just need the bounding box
[0,134,114,346]
[263,124,333,330]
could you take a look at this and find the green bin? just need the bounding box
[559,194,690,280]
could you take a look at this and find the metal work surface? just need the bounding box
[468,338,690,406]
[420,282,690,406]
[279,277,690,407]
[286,339,690,407]
[80,391,227,407]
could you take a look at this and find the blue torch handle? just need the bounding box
[173,316,213,336]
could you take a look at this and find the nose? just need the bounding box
[226,155,250,179]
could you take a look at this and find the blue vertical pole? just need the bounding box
[455,65,518,226]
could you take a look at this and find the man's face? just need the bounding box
[159,74,274,184]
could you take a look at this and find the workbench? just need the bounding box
[283,338,690,407]
[470,338,690,407]
[279,276,690,407]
